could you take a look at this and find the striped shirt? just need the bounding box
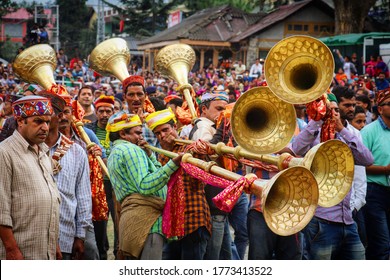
[159,144,212,235]
[49,134,92,254]
[108,139,178,234]
[0,130,60,259]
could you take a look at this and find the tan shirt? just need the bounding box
[0,130,60,260]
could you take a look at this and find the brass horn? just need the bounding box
[13,44,57,90]
[265,35,334,104]
[231,86,297,154]
[155,44,197,121]
[12,44,110,178]
[146,145,319,236]
[176,138,353,207]
[89,38,130,82]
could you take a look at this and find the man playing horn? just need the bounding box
[291,89,374,260]
[0,96,61,259]
[106,111,182,260]
[188,91,231,260]
[145,108,211,260]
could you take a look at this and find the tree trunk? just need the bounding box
[333,0,377,34]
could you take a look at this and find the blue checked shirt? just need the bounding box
[108,139,178,234]
[50,134,92,254]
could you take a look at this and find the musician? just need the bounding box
[189,91,231,260]
[85,95,117,259]
[122,75,157,147]
[145,108,211,260]
[0,96,60,260]
[291,89,374,260]
[106,111,182,260]
[41,92,92,260]
[57,98,106,260]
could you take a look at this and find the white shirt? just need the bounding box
[346,121,367,211]
[249,63,263,77]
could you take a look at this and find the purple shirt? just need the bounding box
[290,120,374,224]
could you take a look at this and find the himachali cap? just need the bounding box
[376,88,390,105]
[36,90,66,115]
[200,91,229,103]
[145,86,157,95]
[12,95,54,118]
[145,107,176,131]
[106,111,142,134]
[94,95,115,109]
[122,75,145,92]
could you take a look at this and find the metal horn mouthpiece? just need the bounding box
[265,35,334,104]
[89,38,131,81]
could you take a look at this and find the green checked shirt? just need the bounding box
[108,139,178,235]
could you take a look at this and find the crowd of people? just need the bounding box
[0,46,389,260]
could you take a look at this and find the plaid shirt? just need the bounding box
[108,139,178,235]
[158,143,211,235]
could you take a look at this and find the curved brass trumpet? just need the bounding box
[265,35,334,104]
[13,44,57,90]
[176,139,353,207]
[231,87,297,154]
[13,44,110,178]
[155,44,197,121]
[89,38,130,82]
[146,144,318,236]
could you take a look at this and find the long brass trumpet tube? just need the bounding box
[145,144,318,236]
[74,118,110,179]
[175,138,354,207]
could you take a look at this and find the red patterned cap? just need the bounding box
[122,75,145,92]
[376,87,390,105]
[12,96,53,118]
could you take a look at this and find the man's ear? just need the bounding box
[118,129,126,138]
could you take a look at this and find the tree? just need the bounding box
[333,0,378,34]
[0,0,18,20]
[56,0,90,54]
[103,0,178,37]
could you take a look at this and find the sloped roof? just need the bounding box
[230,0,333,42]
[139,5,264,47]
[2,8,32,20]
[320,32,390,46]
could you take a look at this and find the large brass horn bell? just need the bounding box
[155,44,197,120]
[89,38,131,81]
[265,35,334,104]
[231,87,297,154]
[13,44,57,89]
[251,166,318,236]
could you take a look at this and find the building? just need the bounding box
[138,0,335,71]
[0,8,33,44]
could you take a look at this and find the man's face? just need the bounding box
[153,123,177,146]
[338,97,356,121]
[17,115,51,145]
[125,85,145,113]
[96,106,114,128]
[78,88,94,107]
[121,126,143,144]
[202,100,228,123]
[378,73,385,80]
[58,106,72,131]
[378,99,390,120]
[329,101,340,119]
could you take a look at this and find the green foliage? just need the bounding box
[0,38,21,62]
[55,0,91,54]
[0,0,19,20]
